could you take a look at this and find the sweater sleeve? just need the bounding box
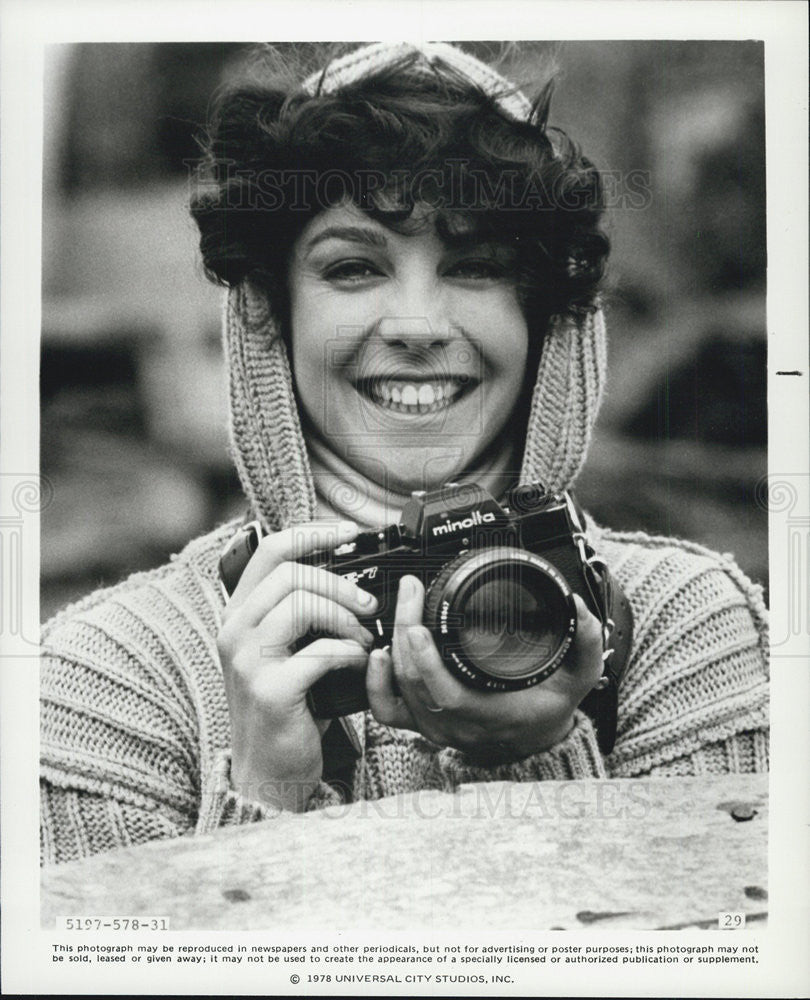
[438,710,607,787]
[39,552,291,864]
[39,548,351,864]
[195,750,344,831]
[40,631,201,865]
[40,781,189,865]
[40,756,340,864]
[603,537,769,779]
[628,729,769,778]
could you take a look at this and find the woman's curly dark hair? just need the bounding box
[190,45,610,328]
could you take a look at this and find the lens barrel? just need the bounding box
[423,547,576,691]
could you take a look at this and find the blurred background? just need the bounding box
[41,41,767,620]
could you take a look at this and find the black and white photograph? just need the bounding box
[1,2,808,996]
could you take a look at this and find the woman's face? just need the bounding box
[287,202,530,493]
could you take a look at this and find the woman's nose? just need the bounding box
[374,315,450,352]
[374,278,453,350]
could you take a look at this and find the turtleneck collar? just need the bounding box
[307,427,520,530]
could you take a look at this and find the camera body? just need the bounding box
[220,480,619,722]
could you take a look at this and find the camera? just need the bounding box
[219,481,632,751]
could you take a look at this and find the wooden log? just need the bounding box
[41,774,767,931]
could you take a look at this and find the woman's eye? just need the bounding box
[323,260,383,283]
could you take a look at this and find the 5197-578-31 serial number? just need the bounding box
[60,917,170,931]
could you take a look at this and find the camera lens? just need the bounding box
[458,566,567,677]
[424,547,576,691]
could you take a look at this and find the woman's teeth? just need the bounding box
[363,379,466,414]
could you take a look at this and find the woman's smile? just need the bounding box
[357,374,472,414]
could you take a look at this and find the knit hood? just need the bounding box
[223,42,607,531]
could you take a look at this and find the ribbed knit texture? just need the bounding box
[226,281,316,530]
[302,41,535,122]
[40,517,769,865]
[40,42,768,865]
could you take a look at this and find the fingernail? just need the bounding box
[360,627,375,648]
[356,588,377,609]
[339,520,358,538]
[400,575,417,599]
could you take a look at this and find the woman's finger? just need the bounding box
[238,637,368,712]
[392,576,473,717]
[260,591,375,654]
[366,647,415,728]
[558,594,605,693]
[289,636,370,692]
[230,520,360,605]
[407,626,470,712]
[231,561,378,630]
[392,575,425,685]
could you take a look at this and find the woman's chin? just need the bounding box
[355,445,474,495]
[313,385,520,495]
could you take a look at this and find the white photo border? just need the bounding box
[1,1,808,996]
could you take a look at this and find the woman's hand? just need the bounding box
[217,520,377,812]
[367,575,604,764]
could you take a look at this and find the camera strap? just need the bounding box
[566,492,634,755]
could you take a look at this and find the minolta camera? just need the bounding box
[219,481,631,750]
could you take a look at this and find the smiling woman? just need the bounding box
[40,41,769,861]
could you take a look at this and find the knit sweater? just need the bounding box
[40,515,769,865]
[40,41,769,864]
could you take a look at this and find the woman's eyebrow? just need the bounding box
[303,225,388,255]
